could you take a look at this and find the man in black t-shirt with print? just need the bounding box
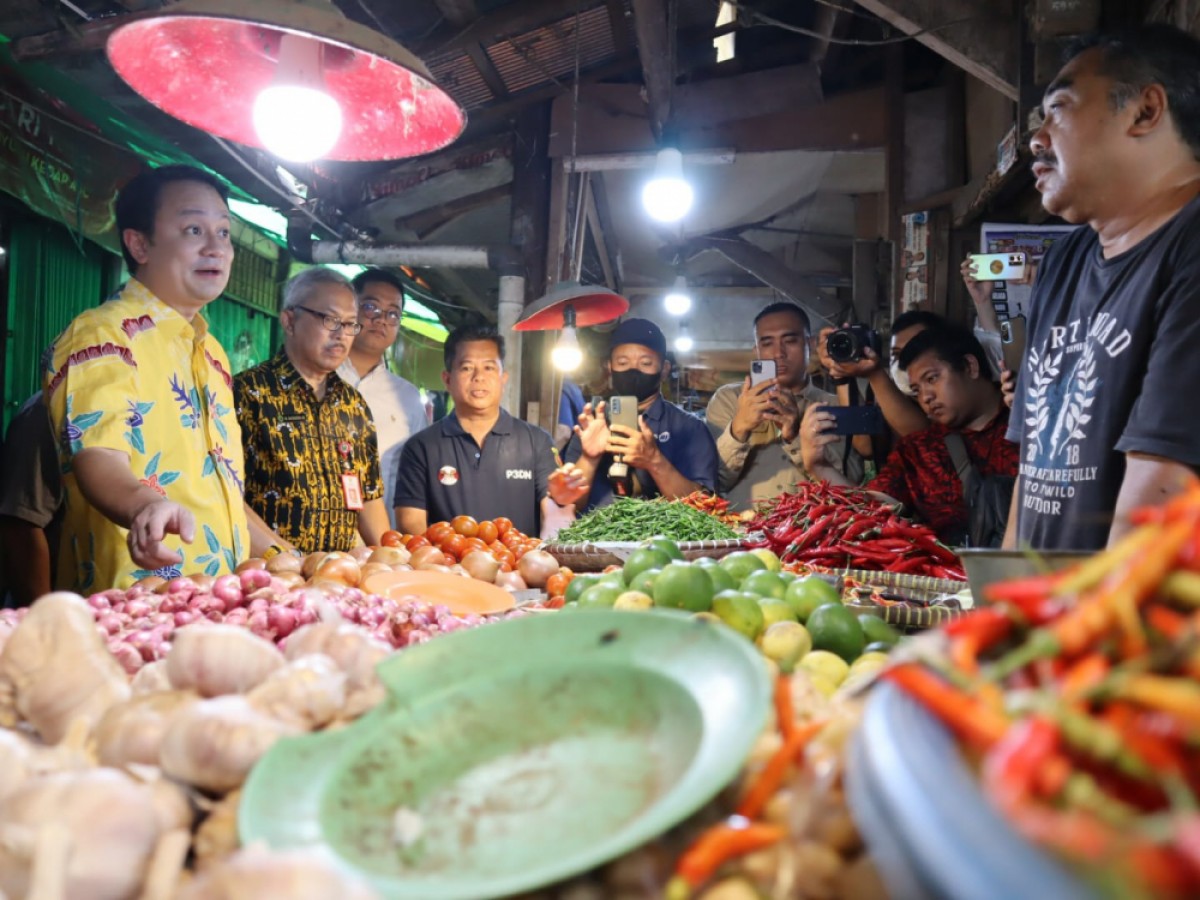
[1004,25,1200,551]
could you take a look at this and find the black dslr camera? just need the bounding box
[826,324,882,364]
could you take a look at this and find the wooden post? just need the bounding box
[510,102,552,424]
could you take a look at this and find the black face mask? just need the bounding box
[611,368,662,402]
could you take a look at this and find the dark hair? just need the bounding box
[1064,25,1200,159]
[444,323,505,370]
[115,165,230,273]
[753,301,811,334]
[897,324,990,378]
[891,310,945,335]
[351,267,407,300]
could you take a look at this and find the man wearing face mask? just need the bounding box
[566,318,718,511]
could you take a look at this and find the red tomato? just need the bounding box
[494,517,513,537]
[463,537,488,555]
[426,522,454,544]
[476,521,498,545]
[405,535,431,551]
[380,530,404,548]
[451,515,479,537]
[441,534,468,560]
[545,572,572,597]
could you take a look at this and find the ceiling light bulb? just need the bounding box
[663,276,692,316]
[252,33,343,162]
[552,327,583,371]
[674,323,694,353]
[642,148,694,223]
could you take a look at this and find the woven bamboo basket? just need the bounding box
[543,538,750,571]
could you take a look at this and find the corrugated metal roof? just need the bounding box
[486,6,617,95]
[425,50,495,110]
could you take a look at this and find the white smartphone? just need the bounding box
[969,252,1028,282]
[750,358,776,387]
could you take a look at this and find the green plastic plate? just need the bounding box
[240,609,771,899]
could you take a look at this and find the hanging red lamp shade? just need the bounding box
[105,0,467,162]
[513,281,629,332]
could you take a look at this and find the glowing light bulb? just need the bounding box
[663,276,692,316]
[674,325,694,353]
[552,327,583,371]
[642,148,694,223]
[252,34,343,162]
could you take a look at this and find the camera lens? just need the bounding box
[826,330,859,363]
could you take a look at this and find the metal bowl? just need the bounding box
[955,549,1088,606]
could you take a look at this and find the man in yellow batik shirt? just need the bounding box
[44,165,255,591]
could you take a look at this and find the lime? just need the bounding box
[740,569,790,601]
[857,615,901,647]
[692,556,718,567]
[711,591,766,642]
[622,548,672,586]
[652,562,715,612]
[701,564,736,593]
[758,598,798,627]
[760,621,811,673]
[578,583,624,608]
[564,574,600,605]
[692,611,722,624]
[613,590,654,611]
[799,649,851,686]
[629,567,662,596]
[784,576,842,622]
[864,641,895,655]
[749,548,783,573]
[850,651,890,672]
[806,603,866,663]
[809,674,840,699]
[644,537,684,561]
[597,571,627,589]
[719,551,767,582]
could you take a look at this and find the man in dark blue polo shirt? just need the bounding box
[393,324,589,537]
[566,318,718,511]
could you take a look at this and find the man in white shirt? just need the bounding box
[338,268,429,527]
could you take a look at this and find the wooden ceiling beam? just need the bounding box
[850,0,1017,100]
[464,41,511,100]
[416,0,604,57]
[629,0,674,141]
[431,0,480,28]
[397,183,512,239]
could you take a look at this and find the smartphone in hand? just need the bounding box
[1000,316,1028,373]
[607,395,640,432]
[750,358,776,388]
[968,252,1028,282]
[823,405,886,436]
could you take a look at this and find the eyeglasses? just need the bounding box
[360,302,402,325]
[293,305,363,335]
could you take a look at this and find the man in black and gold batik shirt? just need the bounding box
[235,268,389,553]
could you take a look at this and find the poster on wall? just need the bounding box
[900,211,930,311]
[979,222,1079,319]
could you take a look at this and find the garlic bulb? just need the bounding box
[284,622,389,716]
[93,690,198,768]
[193,790,242,871]
[0,767,189,900]
[158,696,299,793]
[177,845,379,900]
[0,720,95,802]
[131,660,171,695]
[246,654,346,731]
[166,625,285,697]
[0,592,130,743]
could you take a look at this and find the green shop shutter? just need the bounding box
[3,218,114,432]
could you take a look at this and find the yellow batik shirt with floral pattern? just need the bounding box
[44,279,249,591]
[234,350,382,553]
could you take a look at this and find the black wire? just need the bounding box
[723,0,982,47]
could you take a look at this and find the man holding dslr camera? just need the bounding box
[802,324,1017,545]
[706,303,861,508]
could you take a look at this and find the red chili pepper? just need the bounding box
[983,716,1061,811]
[885,663,1009,750]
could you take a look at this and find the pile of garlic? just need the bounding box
[0,591,394,899]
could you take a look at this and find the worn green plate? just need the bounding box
[240,609,771,900]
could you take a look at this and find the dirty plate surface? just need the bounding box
[360,569,516,615]
[240,609,771,900]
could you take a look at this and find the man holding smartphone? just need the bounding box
[565,318,717,511]
[706,302,862,508]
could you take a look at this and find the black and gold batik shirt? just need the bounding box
[234,351,382,552]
